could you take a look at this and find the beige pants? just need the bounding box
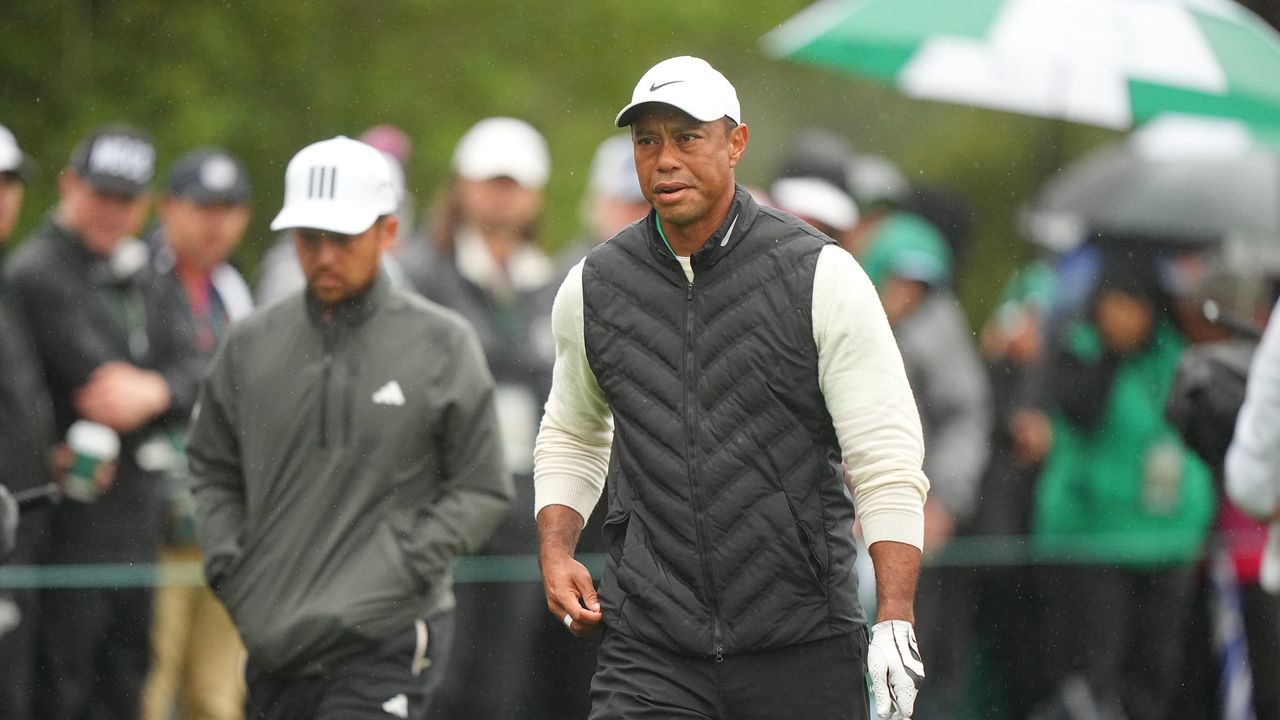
[142,546,246,720]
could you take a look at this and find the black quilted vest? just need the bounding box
[582,186,864,658]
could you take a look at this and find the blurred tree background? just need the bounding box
[14,0,1263,324]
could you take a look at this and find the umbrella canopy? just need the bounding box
[763,0,1280,130]
[1026,115,1280,252]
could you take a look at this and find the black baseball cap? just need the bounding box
[166,147,250,205]
[67,124,155,197]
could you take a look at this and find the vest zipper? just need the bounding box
[683,277,724,663]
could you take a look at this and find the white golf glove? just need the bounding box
[867,619,924,719]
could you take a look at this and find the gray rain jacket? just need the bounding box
[188,274,512,674]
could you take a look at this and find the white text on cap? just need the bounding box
[89,136,154,183]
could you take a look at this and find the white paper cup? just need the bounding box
[63,420,120,503]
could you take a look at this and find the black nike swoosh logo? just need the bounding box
[649,79,684,92]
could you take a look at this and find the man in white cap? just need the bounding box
[400,116,560,719]
[187,136,512,719]
[554,133,653,276]
[534,56,929,719]
[769,174,861,244]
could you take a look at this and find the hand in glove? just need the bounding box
[868,619,924,719]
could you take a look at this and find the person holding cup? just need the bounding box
[3,124,204,719]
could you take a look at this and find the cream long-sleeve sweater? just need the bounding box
[533,244,929,550]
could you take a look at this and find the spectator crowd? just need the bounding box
[1,100,1278,720]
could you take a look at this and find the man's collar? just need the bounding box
[305,269,391,327]
[691,184,757,269]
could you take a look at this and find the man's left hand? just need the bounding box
[868,619,924,719]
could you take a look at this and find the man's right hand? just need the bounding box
[537,504,603,636]
[542,551,603,636]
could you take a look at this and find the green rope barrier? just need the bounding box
[0,531,1223,589]
[0,554,609,589]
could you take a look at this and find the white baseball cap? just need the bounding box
[770,177,860,233]
[452,117,550,189]
[0,124,32,181]
[270,136,397,235]
[615,56,741,128]
[588,134,644,203]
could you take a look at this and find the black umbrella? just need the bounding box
[1026,116,1280,252]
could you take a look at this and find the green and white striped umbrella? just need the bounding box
[763,0,1280,130]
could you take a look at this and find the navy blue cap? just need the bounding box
[166,147,250,205]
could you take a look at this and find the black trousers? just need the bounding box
[1040,564,1199,720]
[36,584,153,719]
[0,514,50,720]
[1176,572,1280,720]
[912,562,979,718]
[589,627,870,720]
[246,612,455,720]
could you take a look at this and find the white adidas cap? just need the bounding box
[452,117,550,190]
[270,136,397,235]
[615,56,741,128]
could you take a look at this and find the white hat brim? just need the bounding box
[615,96,731,128]
[270,202,380,235]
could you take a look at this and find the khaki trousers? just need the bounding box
[142,545,246,720]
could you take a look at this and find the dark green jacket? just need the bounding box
[188,274,512,674]
[1033,318,1214,566]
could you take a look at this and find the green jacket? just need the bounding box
[188,274,513,674]
[1032,318,1214,566]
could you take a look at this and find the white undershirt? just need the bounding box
[532,244,929,550]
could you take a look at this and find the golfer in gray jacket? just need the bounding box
[188,136,512,720]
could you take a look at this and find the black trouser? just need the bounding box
[429,472,550,719]
[913,562,979,718]
[1041,564,1199,720]
[589,627,870,720]
[1242,583,1280,720]
[0,514,49,720]
[1177,572,1280,720]
[246,613,454,720]
[0,584,41,719]
[36,584,153,719]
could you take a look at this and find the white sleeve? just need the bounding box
[813,245,929,550]
[1226,299,1280,518]
[532,261,615,523]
